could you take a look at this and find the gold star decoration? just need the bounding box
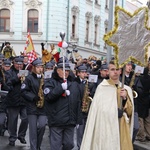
[103,6,150,68]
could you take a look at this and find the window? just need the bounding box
[0,9,10,32]
[72,15,76,38]
[94,24,98,44]
[27,9,38,33]
[95,0,98,4]
[86,21,89,42]
[115,0,118,5]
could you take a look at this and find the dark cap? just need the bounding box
[50,59,56,66]
[76,64,87,71]
[57,57,70,70]
[45,62,54,69]
[5,42,10,45]
[3,58,11,66]
[14,56,24,64]
[31,58,43,66]
[100,64,108,70]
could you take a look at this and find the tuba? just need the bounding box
[81,79,93,113]
[36,73,44,108]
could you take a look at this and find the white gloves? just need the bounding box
[61,82,67,90]
[65,90,70,96]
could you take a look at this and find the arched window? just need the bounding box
[94,24,98,44]
[27,9,38,33]
[0,9,10,32]
[86,20,89,42]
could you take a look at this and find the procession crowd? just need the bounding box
[0,42,150,150]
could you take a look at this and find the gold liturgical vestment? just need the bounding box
[80,79,134,150]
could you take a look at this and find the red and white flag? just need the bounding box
[24,32,37,63]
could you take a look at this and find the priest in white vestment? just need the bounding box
[80,61,134,150]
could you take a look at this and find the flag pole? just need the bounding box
[60,32,66,80]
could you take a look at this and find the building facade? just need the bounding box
[0,0,125,59]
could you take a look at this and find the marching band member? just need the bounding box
[74,64,88,150]
[44,57,82,150]
[5,56,28,146]
[21,58,47,150]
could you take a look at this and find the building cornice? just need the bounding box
[25,0,42,8]
[0,0,14,9]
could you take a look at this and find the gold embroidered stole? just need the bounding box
[107,79,133,150]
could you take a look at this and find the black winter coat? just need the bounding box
[74,77,90,121]
[21,73,46,115]
[0,69,11,112]
[5,66,25,107]
[44,71,82,127]
[139,71,150,118]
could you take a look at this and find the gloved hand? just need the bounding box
[33,96,40,102]
[65,90,70,96]
[61,82,67,90]
[118,108,123,118]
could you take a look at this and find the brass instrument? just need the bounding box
[36,73,44,108]
[1,69,5,84]
[129,71,138,98]
[82,79,93,113]
[20,74,25,84]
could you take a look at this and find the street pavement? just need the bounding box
[0,123,150,150]
[0,125,78,150]
[134,140,150,150]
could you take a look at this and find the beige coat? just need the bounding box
[80,79,134,150]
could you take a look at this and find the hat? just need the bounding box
[76,64,87,72]
[31,58,43,66]
[50,59,56,66]
[96,60,102,66]
[5,42,10,45]
[14,56,24,64]
[3,59,11,66]
[57,57,70,70]
[45,62,54,69]
[100,64,108,70]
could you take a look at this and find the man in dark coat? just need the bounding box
[136,62,150,142]
[5,56,28,146]
[44,57,82,150]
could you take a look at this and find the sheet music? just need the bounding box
[19,70,29,76]
[88,75,98,83]
[44,70,53,79]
